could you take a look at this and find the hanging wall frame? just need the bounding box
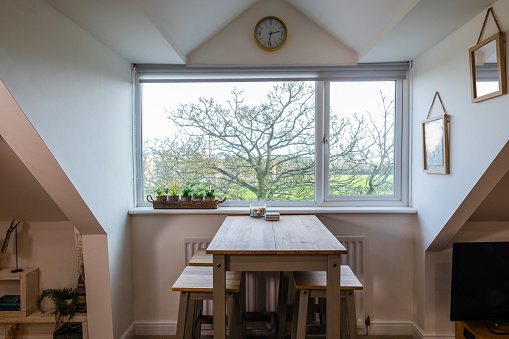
[469,7,507,103]
[422,92,450,174]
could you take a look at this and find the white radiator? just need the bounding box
[183,235,365,325]
[337,235,365,327]
[183,237,213,315]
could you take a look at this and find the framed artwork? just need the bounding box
[469,8,506,103]
[422,114,449,174]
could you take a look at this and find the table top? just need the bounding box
[207,215,347,255]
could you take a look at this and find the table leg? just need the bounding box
[213,254,226,339]
[326,254,341,339]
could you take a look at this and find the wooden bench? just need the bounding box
[188,248,213,267]
[172,265,243,339]
[291,265,363,339]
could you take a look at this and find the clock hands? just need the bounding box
[267,31,280,45]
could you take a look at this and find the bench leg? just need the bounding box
[295,290,309,339]
[227,292,243,339]
[291,290,299,339]
[340,294,348,339]
[277,271,290,339]
[194,299,204,338]
[185,298,196,339]
[346,291,357,339]
[176,292,190,339]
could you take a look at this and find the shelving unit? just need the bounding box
[0,268,39,317]
[0,267,88,338]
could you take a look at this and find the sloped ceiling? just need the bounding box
[44,0,497,65]
[469,169,509,221]
[0,136,67,222]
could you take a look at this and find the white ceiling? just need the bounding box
[44,0,497,65]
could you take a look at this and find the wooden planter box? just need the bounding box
[148,197,227,209]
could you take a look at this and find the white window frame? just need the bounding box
[134,65,410,208]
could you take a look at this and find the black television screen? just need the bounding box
[450,242,509,321]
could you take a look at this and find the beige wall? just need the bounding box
[130,213,418,334]
[188,0,357,66]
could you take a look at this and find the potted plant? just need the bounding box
[204,187,215,201]
[154,187,169,202]
[192,182,205,201]
[36,288,78,330]
[181,186,193,201]
[168,180,180,201]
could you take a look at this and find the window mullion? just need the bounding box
[314,81,330,205]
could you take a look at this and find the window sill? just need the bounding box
[128,206,417,215]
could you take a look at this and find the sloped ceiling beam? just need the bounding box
[428,140,509,251]
[0,80,104,235]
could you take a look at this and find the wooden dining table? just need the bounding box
[206,215,347,339]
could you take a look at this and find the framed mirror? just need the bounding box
[469,32,506,103]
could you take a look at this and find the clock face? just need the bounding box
[254,16,287,51]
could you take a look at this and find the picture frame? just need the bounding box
[469,32,506,103]
[469,8,506,103]
[422,114,449,174]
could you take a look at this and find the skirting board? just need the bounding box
[119,321,136,339]
[121,320,455,339]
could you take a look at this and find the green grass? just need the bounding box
[145,174,394,202]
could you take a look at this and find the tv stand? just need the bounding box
[456,321,509,339]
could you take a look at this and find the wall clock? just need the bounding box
[254,16,287,51]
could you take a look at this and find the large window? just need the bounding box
[136,66,409,207]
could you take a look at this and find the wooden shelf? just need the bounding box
[0,268,39,317]
[0,312,87,323]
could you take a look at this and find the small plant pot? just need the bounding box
[62,299,74,315]
[180,196,192,202]
[192,196,203,201]
[156,195,167,202]
[204,195,216,201]
[168,195,179,202]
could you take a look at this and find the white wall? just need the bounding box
[411,0,509,252]
[411,0,509,333]
[0,220,80,337]
[0,221,77,289]
[0,1,134,338]
[130,213,418,335]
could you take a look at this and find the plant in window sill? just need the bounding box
[204,187,215,201]
[168,180,180,201]
[154,187,169,202]
[180,187,193,201]
[192,183,205,201]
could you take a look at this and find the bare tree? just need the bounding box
[361,91,395,194]
[143,82,394,200]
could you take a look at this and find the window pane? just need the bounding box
[142,81,315,202]
[329,81,395,196]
